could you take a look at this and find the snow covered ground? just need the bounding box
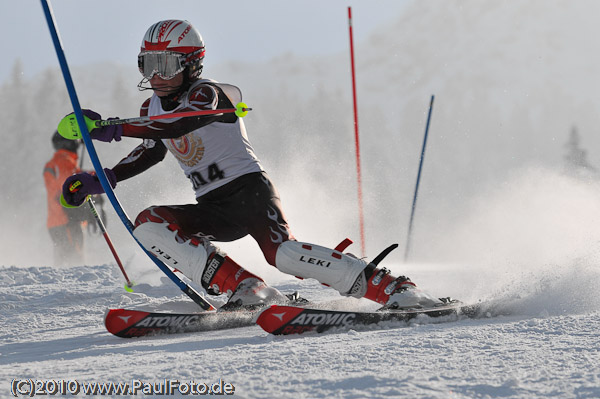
[2,256,600,399]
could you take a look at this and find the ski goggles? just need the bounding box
[138,52,186,80]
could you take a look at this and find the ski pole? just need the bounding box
[76,136,134,289]
[57,103,252,140]
[78,140,86,169]
[87,196,134,292]
[74,113,132,290]
[404,95,435,262]
[61,191,134,292]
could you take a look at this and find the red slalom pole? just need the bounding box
[87,197,134,291]
[348,6,366,257]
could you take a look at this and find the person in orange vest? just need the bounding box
[43,131,92,266]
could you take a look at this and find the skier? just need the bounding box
[44,131,93,265]
[61,20,442,310]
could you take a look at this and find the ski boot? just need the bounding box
[358,245,445,310]
[379,276,445,310]
[220,278,308,311]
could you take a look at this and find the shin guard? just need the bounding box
[275,241,367,296]
[133,222,209,283]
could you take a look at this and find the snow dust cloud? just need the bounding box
[411,166,600,316]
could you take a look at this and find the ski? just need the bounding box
[104,308,257,338]
[106,300,488,338]
[255,301,484,335]
[105,292,311,338]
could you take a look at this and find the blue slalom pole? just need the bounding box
[404,95,435,262]
[40,0,215,310]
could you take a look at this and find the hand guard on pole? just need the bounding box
[62,168,117,207]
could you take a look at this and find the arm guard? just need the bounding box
[112,139,168,182]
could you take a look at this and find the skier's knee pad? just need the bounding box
[133,221,209,284]
[275,241,367,296]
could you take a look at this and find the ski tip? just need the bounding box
[104,309,150,338]
[255,305,305,334]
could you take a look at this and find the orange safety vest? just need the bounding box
[43,149,81,229]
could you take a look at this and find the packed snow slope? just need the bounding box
[2,251,600,399]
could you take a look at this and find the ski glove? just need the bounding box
[81,109,123,143]
[62,168,117,207]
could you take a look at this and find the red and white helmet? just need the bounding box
[138,20,205,80]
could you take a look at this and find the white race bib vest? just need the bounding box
[147,79,263,197]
